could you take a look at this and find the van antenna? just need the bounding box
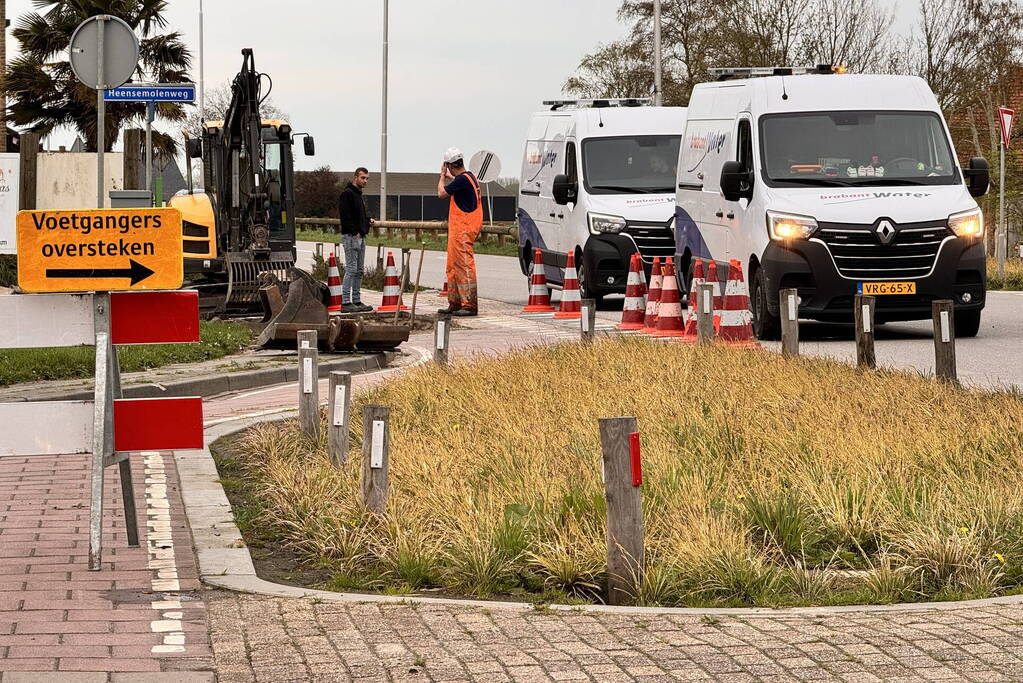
[781,75,789,101]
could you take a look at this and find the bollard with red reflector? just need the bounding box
[598,416,645,606]
[629,431,642,487]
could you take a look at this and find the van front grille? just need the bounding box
[815,220,951,280]
[623,220,676,265]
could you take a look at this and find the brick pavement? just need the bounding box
[0,451,214,679]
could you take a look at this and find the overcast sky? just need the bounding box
[5,0,918,175]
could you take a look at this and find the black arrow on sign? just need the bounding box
[45,259,155,285]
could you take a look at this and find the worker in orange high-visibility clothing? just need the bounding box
[437,147,482,316]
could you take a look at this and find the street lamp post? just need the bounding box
[380,0,389,223]
[653,0,662,106]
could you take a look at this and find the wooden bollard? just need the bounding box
[696,283,715,345]
[434,313,451,365]
[599,416,644,606]
[327,371,352,466]
[854,295,876,370]
[780,288,799,357]
[375,244,384,273]
[297,330,319,439]
[360,405,390,515]
[932,300,957,383]
[580,298,596,344]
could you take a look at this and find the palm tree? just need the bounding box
[3,0,191,153]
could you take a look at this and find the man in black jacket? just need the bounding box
[338,167,374,312]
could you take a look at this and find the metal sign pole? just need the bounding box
[96,16,106,209]
[486,182,493,227]
[88,294,111,570]
[146,101,154,205]
[999,140,1006,279]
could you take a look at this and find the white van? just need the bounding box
[518,99,687,301]
[674,67,990,338]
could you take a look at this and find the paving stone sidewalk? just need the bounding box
[207,592,1023,682]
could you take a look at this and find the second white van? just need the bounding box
[518,99,687,301]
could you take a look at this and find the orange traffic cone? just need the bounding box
[653,257,685,337]
[326,252,343,313]
[522,248,556,313]
[438,281,450,298]
[719,259,760,347]
[554,251,582,319]
[376,251,409,313]
[617,253,647,331]
[640,257,663,335]
[682,258,705,339]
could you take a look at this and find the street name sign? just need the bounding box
[16,207,183,292]
[104,83,196,102]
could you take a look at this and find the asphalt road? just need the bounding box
[298,241,1023,391]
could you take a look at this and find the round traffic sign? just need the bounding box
[69,15,139,90]
[469,150,502,183]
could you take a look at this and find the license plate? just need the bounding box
[859,281,917,296]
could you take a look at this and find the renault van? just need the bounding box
[518,99,687,301]
[674,67,989,338]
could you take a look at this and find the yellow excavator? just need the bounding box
[169,48,315,315]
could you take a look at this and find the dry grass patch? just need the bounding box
[222,337,1023,607]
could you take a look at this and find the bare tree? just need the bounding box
[798,0,896,73]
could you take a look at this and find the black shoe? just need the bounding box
[452,309,478,317]
[438,307,460,315]
[353,302,374,312]
[341,303,360,313]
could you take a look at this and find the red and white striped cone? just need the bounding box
[326,252,343,313]
[682,258,705,340]
[554,250,582,319]
[719,259,760,348]
[438,281,450,298]
[653,257,685,337]
[376,251,409,313]
[640,256,663,335]
[707,260,723,313]
[617,253,647,331]
[522,248,556,313]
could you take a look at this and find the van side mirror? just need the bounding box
[720,160,753,202]
[552,173,576,205]
[186,138,203,159]
[964,157,989,198]
[303,136,316,156]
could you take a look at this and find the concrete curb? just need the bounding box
[179,406,1023,618]
[20,352,396,402]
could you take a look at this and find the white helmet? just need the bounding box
[443,147,463,164]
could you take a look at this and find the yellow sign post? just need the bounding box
[16,208,183,293]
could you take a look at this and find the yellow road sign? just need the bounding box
[16,208,183,293]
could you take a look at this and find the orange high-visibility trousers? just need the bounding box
[446,172,483,312]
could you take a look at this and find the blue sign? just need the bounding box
[104,83,195,103]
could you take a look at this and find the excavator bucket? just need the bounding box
[224,252,294,314]
[257,267,409,351]
[256,268,330,347]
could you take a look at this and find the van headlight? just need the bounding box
[767,211,818,241]
[948,207,983,238]
[588,212,627,235]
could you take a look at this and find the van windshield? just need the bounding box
[582,135,681,194]
[759,111,959,187]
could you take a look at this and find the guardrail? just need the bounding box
[295,218,519,246]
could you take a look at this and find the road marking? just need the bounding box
[142,451,186,655]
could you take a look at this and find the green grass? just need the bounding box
[297,228,519,258]
[0,320,252,386]
[988,257,1023,290]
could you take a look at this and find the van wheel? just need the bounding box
[576,253,604,305]
[955,309,981,338]
[751,268,782,341]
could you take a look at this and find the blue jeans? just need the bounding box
[341,234,365,304]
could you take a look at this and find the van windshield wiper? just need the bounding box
[846,178,928,186]
[771,178,851,187]
[589,185,651,193]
